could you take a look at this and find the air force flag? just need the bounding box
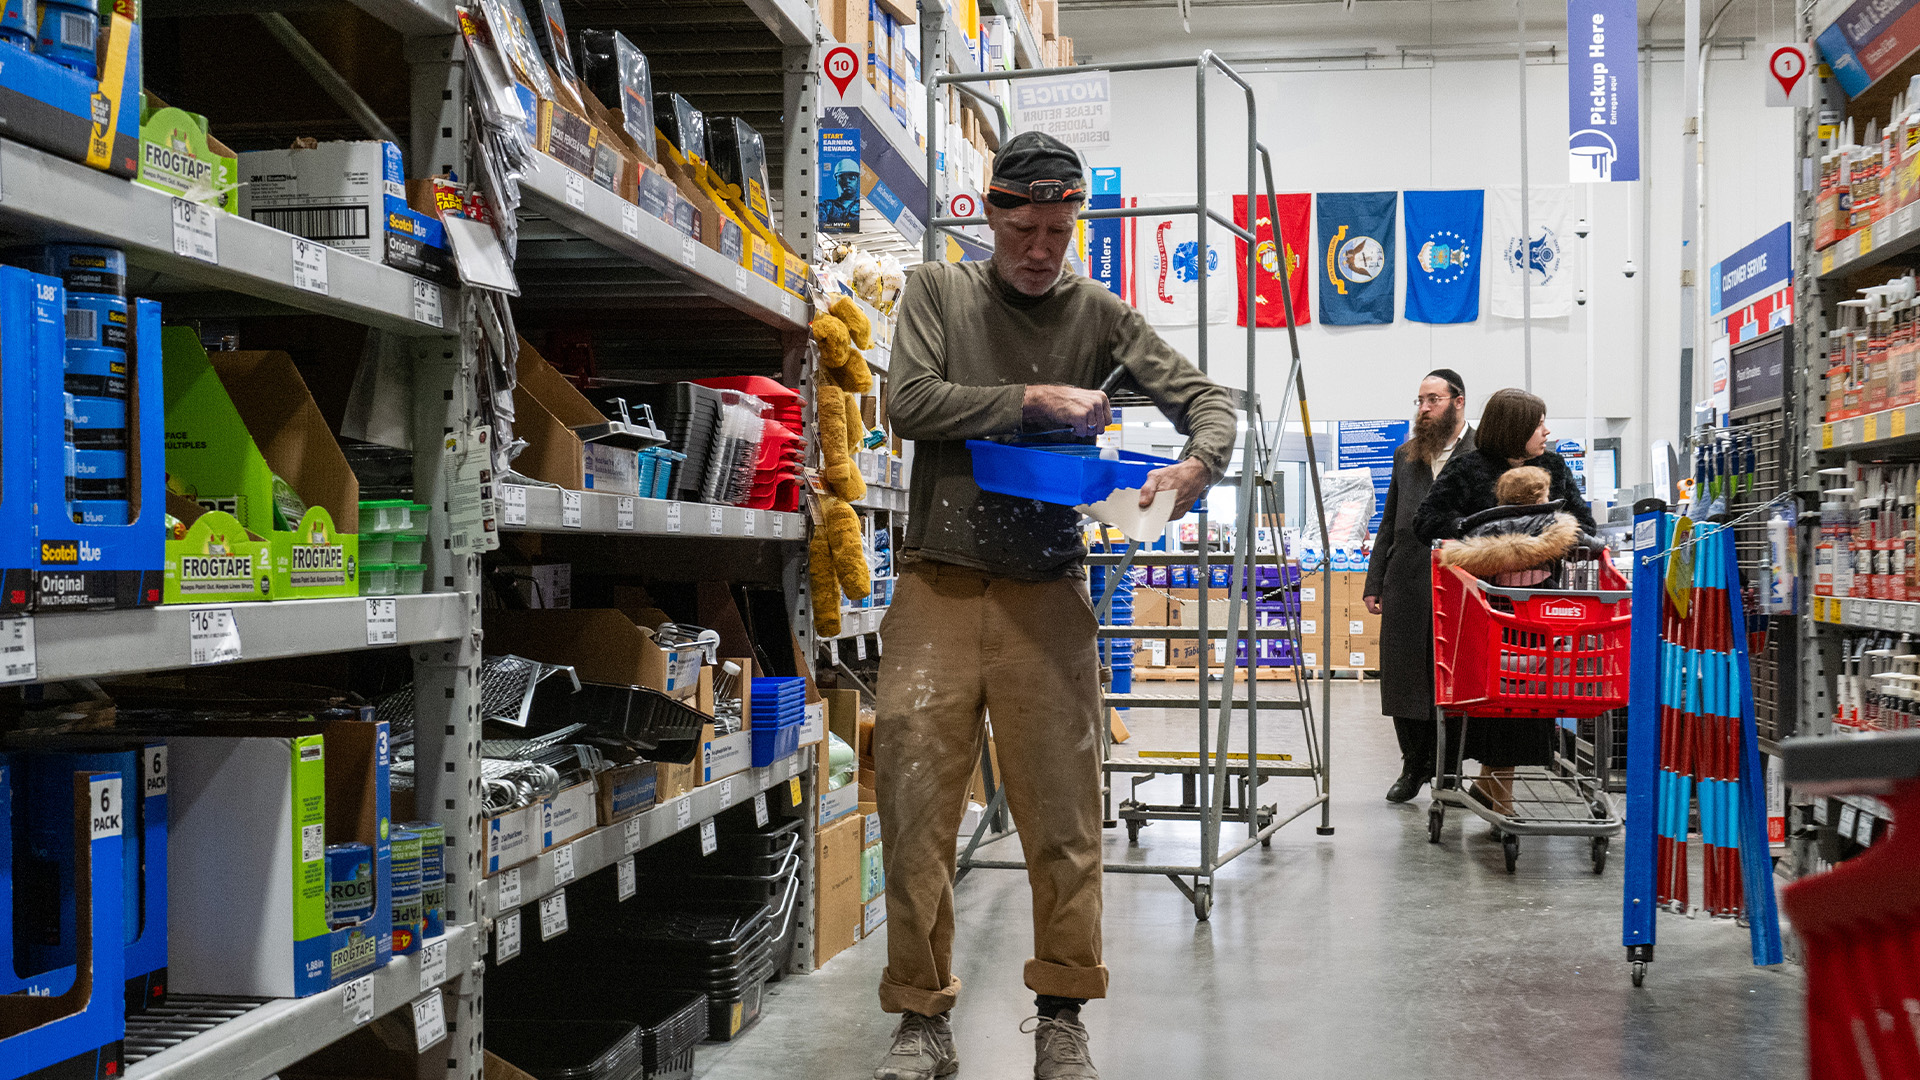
[1403,189,1483,325]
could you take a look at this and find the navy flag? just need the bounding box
[1316,191,1397,326]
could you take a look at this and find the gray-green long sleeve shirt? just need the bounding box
[888,260,1237,580]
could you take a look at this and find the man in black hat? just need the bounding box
[1363,369,1474,803]
[870,131,1236,1080]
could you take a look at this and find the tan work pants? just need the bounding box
[874,560,1109,1016]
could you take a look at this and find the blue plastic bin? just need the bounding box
[966,442,1177,506]
[751,721,801,766]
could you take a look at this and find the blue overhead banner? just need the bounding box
[1087,167,1128,300]
[1709,223,1792,319]
[1336,420,1410,534]
[1568,0,1641,182]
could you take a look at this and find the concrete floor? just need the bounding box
[693,680,1805,1080]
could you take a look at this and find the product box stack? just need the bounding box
[1296,570,1379,674]
[0,247,166,614]
[1129,563,1300,680]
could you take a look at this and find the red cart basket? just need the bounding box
[1427,548,1632,872]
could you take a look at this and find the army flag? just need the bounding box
[1137,194,1237,327]
[1403,189,1484,324]
[1233,193,1310,327]
[1315,191,1397,326]
[1490,185,1573,319]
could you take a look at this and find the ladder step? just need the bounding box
[1101,626,1279,637]
[1104,756,1318,777]
[1104,691,1308,710]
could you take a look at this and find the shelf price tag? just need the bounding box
[773,515,786,538]
[1897,410,1909,438]
[719,778,735,808]
[736,266,751,293]
[616,497,635,531]
[495,909,522,962]
[617,856,636,900]
[666,502,682,533]
[291,237,329,295]
[419,938,449,992]
[1822,424,1834,450]
[1861,225,1876,255]
[365,598,399,646]
[709,505,725,535]
[412,280,445,328]
[561,490,583,529]
[497,866,522,910]
[0,617,35,683]
[171,197,218,263]
[680,236,698,268]
[539,890,569,940]
[754,792,770,827]
[552,842,576,885]
[1866,414,1879,442]
[788,777,803,807]
[501,484,528,526]
[781,293,794,320]
[563,170,587,211]
[743,509,757,536]
[342,974,376,1025]
[412,990,448,1052]
[675,795,693,831]
[621,203,639,238]
[187,608,242,666]
[700,818,718,855]
[623,815,644,854]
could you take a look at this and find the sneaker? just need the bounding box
[1025,1010,1099,1080]
[875,1012,958,1080]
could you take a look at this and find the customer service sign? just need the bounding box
[1568,0,1641,182]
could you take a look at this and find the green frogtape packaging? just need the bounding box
[163,505,271,603]
[137,99,239,213]
[162,328,360,598]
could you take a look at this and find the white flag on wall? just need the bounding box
[1490,185,1573,319]
[1135,193,1236,327]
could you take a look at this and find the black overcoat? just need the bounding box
[1361,426,1475,720]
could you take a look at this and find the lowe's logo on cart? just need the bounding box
[1540,600,1589,619]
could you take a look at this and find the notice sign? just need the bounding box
[1012,71,1110,151]
[1335,420,1409,534]
[1567,0,1641,182]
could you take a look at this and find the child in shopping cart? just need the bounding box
[1438,466,1605,814]
[1438,466,1602,589]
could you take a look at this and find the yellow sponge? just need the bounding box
[830,295,872,350]
[809,528,842,638]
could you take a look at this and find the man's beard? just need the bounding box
[1408,402,1460,462]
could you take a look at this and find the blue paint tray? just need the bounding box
[965,442,1177,506]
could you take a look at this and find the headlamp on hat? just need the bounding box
[988,177,1084,204]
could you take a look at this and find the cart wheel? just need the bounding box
[1591,836,1609,874]
[1126,819,1142,845]
[1630,961,1647,987]
[1193,883,1213,921]
[1427,804,1444,844]
[1502,833,1520,873]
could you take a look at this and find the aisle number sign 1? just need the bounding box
[1766,44,1814,107]
[823,45,862,106]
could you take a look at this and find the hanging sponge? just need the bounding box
[810,528,842,638]
[829,295,872,349]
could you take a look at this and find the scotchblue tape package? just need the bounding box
[66,292,128,351]
[64,344,127,398]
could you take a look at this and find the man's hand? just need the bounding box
[1139,457,1211,520]
[1364,595,1382,616]
[1023,384,1111,436]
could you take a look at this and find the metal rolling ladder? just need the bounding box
[930,51,1337,920]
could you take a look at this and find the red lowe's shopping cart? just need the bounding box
[1428,548,1631,872]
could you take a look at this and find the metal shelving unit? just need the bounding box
[0,139,456,336]
[499,483,805,540]
[480,751,814,921]
[124,926,478,1080]
[1807,595,1920,633]
[29,593,469,681]
[822,606,886,641]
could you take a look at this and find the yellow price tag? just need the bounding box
[1866,414,1880,442]
[1862,226,1876,255]
[1896,410,1908,438]
[1823,423,1835,449]
[788,777,802,807]
[1817,597,1832,622]
[1823,250,1835,274]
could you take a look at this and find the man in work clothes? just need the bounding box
[1363,369,1474,803]
[871,131,1236,1080]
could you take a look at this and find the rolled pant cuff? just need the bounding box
[879,970,962,1016]
[1024,959,1109,1000]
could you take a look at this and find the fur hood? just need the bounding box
[1439,510,1584,576]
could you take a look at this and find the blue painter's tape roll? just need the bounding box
[0,0,34,43]
[65,345,128,399]
[67,394,128,450]
[65,293,128,351]
[33,0,95,77]
[70,448,127,499]
[70,500,129,526]
[5,242,125,296]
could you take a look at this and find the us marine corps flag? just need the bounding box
[1233,193,1310,327]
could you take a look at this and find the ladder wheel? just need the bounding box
[1193,883,1213,921]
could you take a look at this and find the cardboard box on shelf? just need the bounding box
[814,813,865,967]
[484,801,541,876]
[654,759,697,803]
[594,759,658,824]
[0,11,141,178]
[137,98,239,213]
[499,562,572,609]
[237,140,455,284]
[825,0,868,48]
[483,608,707,700]
[160,333,360,600]
[1038,0,1059,36]
[541,779,598,851]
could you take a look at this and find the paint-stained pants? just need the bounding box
[874,561,1109,1016]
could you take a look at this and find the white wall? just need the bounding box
[1066,13,1795,490]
